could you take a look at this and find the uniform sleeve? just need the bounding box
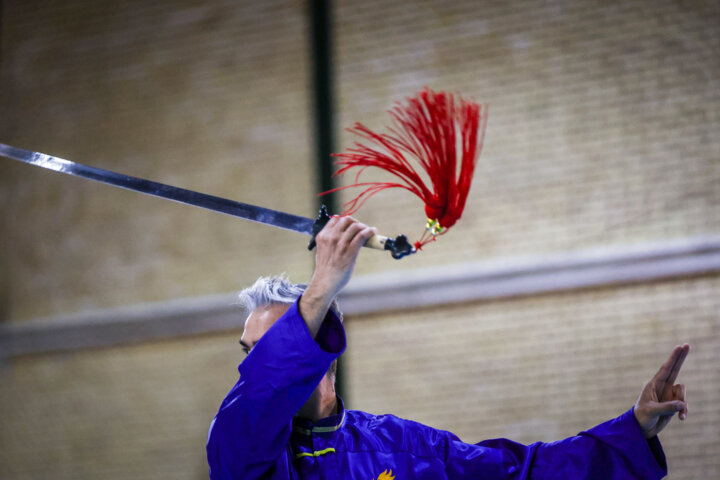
[529,408,667,479]
[206,298,345,480]
[443,408,667,479]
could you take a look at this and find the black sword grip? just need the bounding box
[308,205,415,260]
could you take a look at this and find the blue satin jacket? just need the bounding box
[207,299,668,479]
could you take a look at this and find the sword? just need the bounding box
[0,143,415,259]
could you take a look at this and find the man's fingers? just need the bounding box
[673,384,688,420]
[326,215,354,234]
[345,224,376,252]
[651,346,679,382]
[316,215,376,258]
[637,347,690,438]
[672,383,685,401]
[667,344,690,385]
[648,400,687,417]
[338,219,365,244]
[318,216,356,244]
[325,216,376,255]
[653,344,690,384]
[355,226,377,249]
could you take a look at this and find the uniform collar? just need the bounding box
[293,396,346,435]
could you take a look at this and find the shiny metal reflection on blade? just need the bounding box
[0,143,316,236]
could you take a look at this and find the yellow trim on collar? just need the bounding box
[295,447,336,459]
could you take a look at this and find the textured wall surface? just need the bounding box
[345,275,720,478]
[1,0,719,479]
[334,0,720,275]
[0,333,242,478]
[0,0,316,322]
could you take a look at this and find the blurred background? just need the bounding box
[0,0,718,478]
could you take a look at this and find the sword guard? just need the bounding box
[308,205,416,260]
[308,205,332,251]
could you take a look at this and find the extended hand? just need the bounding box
[633,344,689,438]
[300,216,376,335]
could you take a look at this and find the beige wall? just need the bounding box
[0,334,241,478]
[333,0,719,274]
[0,0,316,322]
[345,276,720,478]
[1,0,718,479]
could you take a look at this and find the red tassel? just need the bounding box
[322,88,488,249]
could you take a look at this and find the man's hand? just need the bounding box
[634,344,690,438]
[300,216,376,337]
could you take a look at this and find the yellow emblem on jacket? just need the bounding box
[375,469,395,480]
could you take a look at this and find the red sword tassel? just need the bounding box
[322,88,488,251]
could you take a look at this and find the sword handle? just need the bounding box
[364,235,388,250]
[365,233,415,259]
[308,205,416,259]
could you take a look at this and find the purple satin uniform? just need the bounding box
[207,299,667,479]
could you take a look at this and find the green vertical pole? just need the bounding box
[308,0,346,401]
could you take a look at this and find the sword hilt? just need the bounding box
[308,205,416,260]
[365,233,415,259]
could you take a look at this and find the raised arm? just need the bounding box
[207,216,374,479]
[300,215,376,336]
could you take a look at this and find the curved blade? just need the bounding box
[0,143,315,235]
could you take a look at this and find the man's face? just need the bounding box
[239,303,289,355]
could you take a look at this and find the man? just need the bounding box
[207,216,689,479]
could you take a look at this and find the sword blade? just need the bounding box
[0,143,316,236]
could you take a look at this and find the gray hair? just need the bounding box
[238,274,343,320]
[238,274,342,383]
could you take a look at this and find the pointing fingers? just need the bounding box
[674,384,687,420]
[653,344,690,386]
[667,344,690,385]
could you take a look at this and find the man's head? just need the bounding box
[238,275,342,384]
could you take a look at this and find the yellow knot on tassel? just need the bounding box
[425,218,445,236]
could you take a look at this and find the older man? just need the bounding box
[207,216,689,479]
